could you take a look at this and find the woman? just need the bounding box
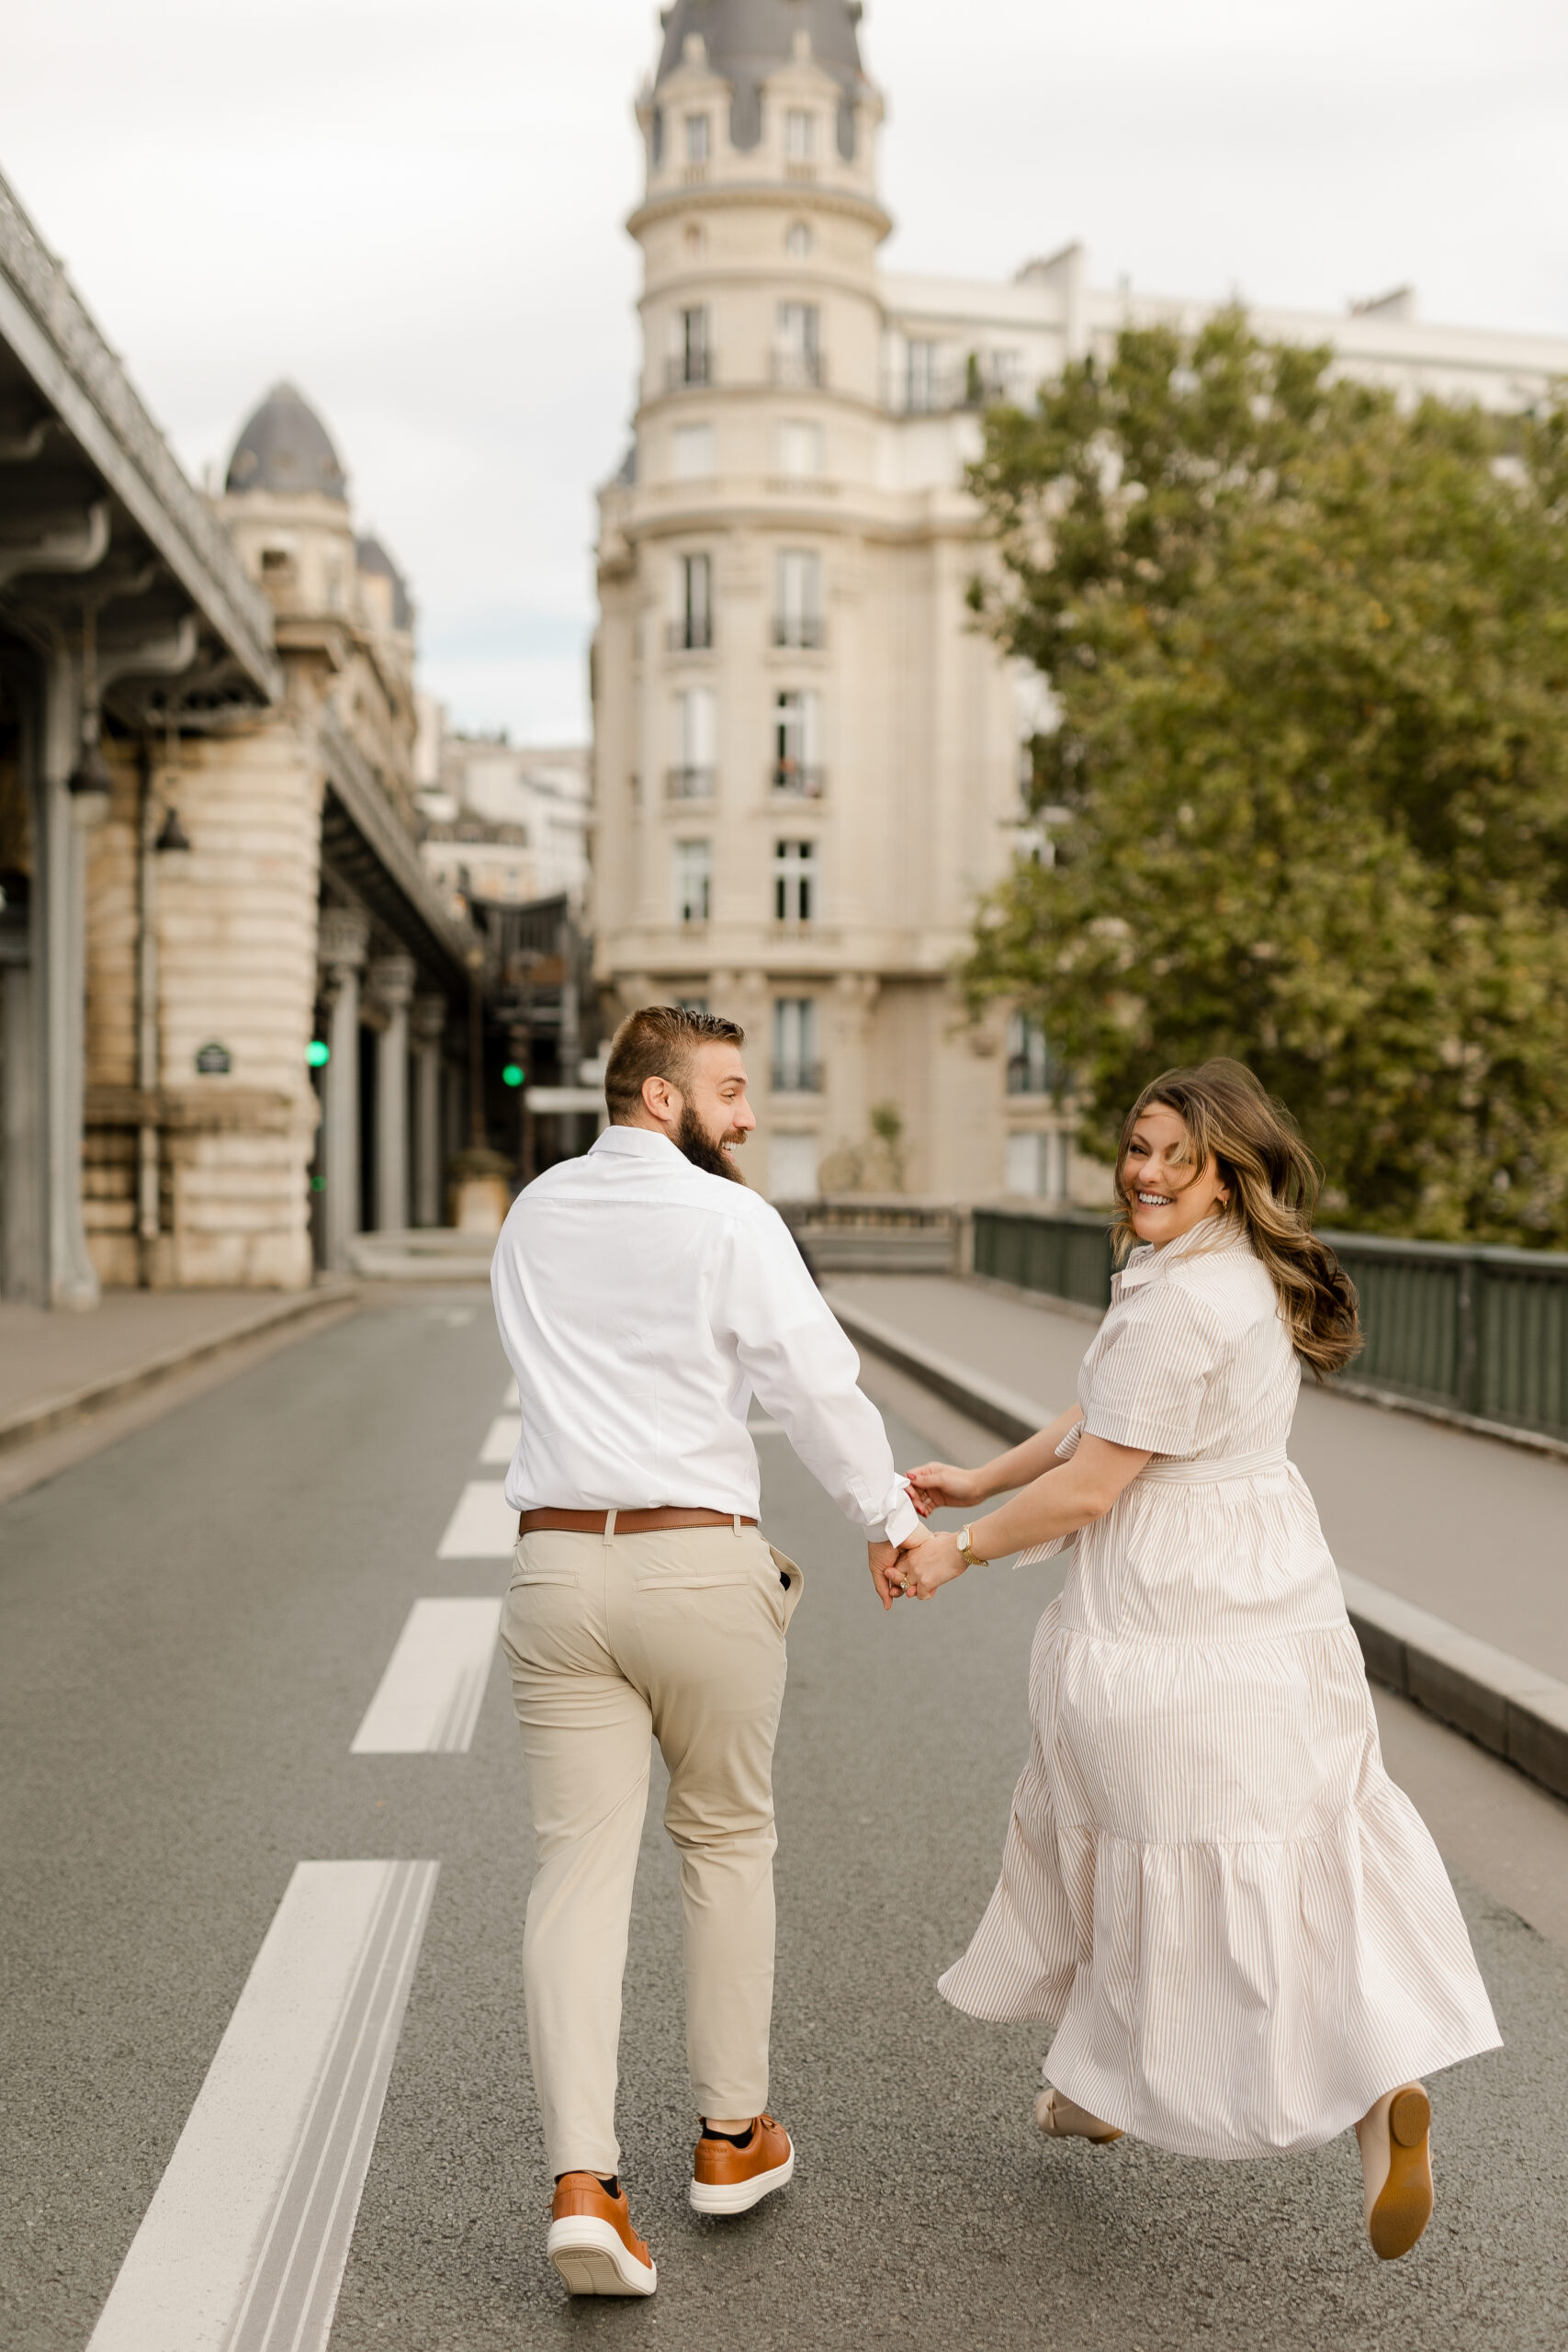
[899,1060,1499,2260]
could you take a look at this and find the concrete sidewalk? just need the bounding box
[0,1283,356,1455]
[826,1272,1568,1802]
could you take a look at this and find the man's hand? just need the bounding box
[867,1540,903,1611]
[895,1526,966,1600]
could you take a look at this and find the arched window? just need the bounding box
[786,221,813,259]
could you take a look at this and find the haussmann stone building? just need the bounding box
[591,0,1568,1205]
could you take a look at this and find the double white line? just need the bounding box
[87,1382,521,2348]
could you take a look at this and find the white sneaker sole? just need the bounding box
[689,2146,795,2216]
[546,2215,657,2296]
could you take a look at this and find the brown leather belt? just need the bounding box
[518,1506,760,1536]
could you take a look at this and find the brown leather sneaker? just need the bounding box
[547,2172,657,2296]
[690,2113,795,2216]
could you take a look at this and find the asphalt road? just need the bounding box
[3,1290,1566,2351]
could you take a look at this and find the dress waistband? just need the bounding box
[1140,1444,1290,1484]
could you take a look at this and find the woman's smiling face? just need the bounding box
[1122,1102,1231,1246]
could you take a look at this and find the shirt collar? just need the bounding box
[1117,1212,1249,1293]
[588,1125,688,1165]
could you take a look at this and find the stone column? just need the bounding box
[369,954,415,1232]
[318,908,369,1272]
[411,994,447,1227]
[43,648,99,1308]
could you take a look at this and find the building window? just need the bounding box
[776,419,824,478]
[773,689,823,796]
[773,998,821,1092]
[1006,1011,1056,1095]
[673,838,712,925]
[685,114,710,164]
[906,339,940,413]
[769,1131,820,1202]
[672,995,709,1014]
[786,220,813,258]
[673,423,716,478]
[1007,1129,1068,1201]
[671,551,712,650]
[785,109,817,161]
[669,687,716,800]
[774,301,821,387]
[670,304,711,388]
[773,838,816,924]
[774,549,823,648]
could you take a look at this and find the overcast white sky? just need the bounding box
[5,1,1565,745]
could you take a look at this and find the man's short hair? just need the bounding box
[604,1004,745,1123]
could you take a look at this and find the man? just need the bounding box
[491,1005,923,2298]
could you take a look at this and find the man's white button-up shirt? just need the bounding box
[490,1125,919,1544]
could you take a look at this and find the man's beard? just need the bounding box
[674,1103,748,1183]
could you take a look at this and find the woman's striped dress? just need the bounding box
[938,1217,1501,2157]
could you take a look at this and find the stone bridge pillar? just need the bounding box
[411,994,447,1227]
[318,909,369,1272]
[369,955,415,1232]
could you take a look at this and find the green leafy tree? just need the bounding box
[961,311,1568,1241]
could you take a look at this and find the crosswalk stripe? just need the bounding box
[86,1860,437,2352]
[436,1481,517,1559]
[350,1600,503,1754]
[479,1415,519,1466]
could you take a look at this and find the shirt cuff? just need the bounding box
[873,1489,921,1547]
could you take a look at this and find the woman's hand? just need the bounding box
[904,1461,982,1517]
[895,1528,967,1600]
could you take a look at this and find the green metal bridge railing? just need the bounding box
[972,1207,1568,1445]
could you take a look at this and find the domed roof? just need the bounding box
[225,381,347,500]
[654,0,868,153]
[355,533,412,630]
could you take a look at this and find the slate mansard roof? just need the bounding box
[226,380,348,501]
[654,0,868,156]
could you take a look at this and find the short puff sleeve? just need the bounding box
[1080,1283,1224,1457]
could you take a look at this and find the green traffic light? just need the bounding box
[307,1039,330,1069]
[502,1063,525,1089]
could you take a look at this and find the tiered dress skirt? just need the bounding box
[938,1453,1502,2157]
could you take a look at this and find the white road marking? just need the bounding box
[748,1416,784,1435]
[436,1481,517,1558]
[502,1377,518,1408]
[351,1600,503,1754]
[86,1859,437,2352]
[479,1415,519,1466]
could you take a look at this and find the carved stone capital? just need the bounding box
[317,905,370,978]
[368,953,416,1015]
[412,993,448,1046]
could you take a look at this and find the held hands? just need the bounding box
[891,1526,966,1600]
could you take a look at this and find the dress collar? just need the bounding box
[1117,1213,1250,1294]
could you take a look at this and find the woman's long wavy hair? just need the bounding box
[1111,1059,1361,1379]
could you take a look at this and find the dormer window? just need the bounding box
[786,221,813,259]
[785,110,817,162]
[685,114,711,164]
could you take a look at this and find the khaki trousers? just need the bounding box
[501,1521,803,2179]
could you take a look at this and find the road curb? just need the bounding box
[0,1281,360,1457]
[831,1292,1568,1808]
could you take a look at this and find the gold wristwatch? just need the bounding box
[957,1524,982,1569]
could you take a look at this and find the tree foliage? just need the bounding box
[962,311,1568,1241]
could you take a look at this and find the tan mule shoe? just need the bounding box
[1363,2085,1434,2261]
[1035,2086,1123,2143]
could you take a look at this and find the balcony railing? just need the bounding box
[772,616,826,650]
[771,349,825,390]
[667,616,714,652]
[773,1060,824,1094]
[664,352,715,390]
[771,762,825,799]
[665,765,716,802]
